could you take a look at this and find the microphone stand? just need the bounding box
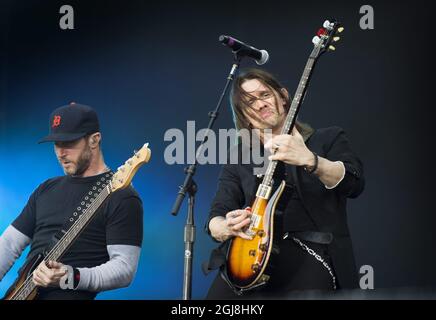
[170,53,242,300]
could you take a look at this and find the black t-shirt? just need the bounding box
[12,172,143,269]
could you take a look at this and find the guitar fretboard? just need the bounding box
[261,45,322,188]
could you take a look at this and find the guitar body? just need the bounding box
[3,254,43,300]
[226,180,290,289]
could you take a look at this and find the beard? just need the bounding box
[61,145,92,176]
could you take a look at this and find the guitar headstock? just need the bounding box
[311,19,344,58]
[110,143,151,192]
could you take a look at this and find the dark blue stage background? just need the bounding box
[0,0,434,299]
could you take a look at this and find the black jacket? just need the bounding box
[205,126,365,288]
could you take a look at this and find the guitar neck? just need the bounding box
[258,19,342,193]
[281,56,318,135]
[259,47,321,193]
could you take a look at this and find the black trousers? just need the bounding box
[206,238,335,299]
[36,288,97,300]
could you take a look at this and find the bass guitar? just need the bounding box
[3,143,151,300]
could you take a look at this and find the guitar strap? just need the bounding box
[43,171,114,256]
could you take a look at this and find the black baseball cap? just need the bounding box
[38,102,100,143]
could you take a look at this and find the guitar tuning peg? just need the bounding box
[337,27,344,33]
[333,36,340,42]
[133,149,138,155]
[312,36,321,45]
[323,20,334,30]
[328,45,336,51]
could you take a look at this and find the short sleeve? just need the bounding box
[12,189,38,238]
[105,194,143,247]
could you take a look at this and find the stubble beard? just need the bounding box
[62,146,92,176]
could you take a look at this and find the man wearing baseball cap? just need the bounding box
[0,103,144,299]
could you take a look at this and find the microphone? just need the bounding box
[219,35,269,65]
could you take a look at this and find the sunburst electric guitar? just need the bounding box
[3,143,151,300]
[226,20,344,291]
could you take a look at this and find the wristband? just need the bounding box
[304,151,318,174]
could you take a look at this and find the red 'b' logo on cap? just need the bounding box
[52,115,61,127]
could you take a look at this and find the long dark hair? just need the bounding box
[229,68,313,141]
